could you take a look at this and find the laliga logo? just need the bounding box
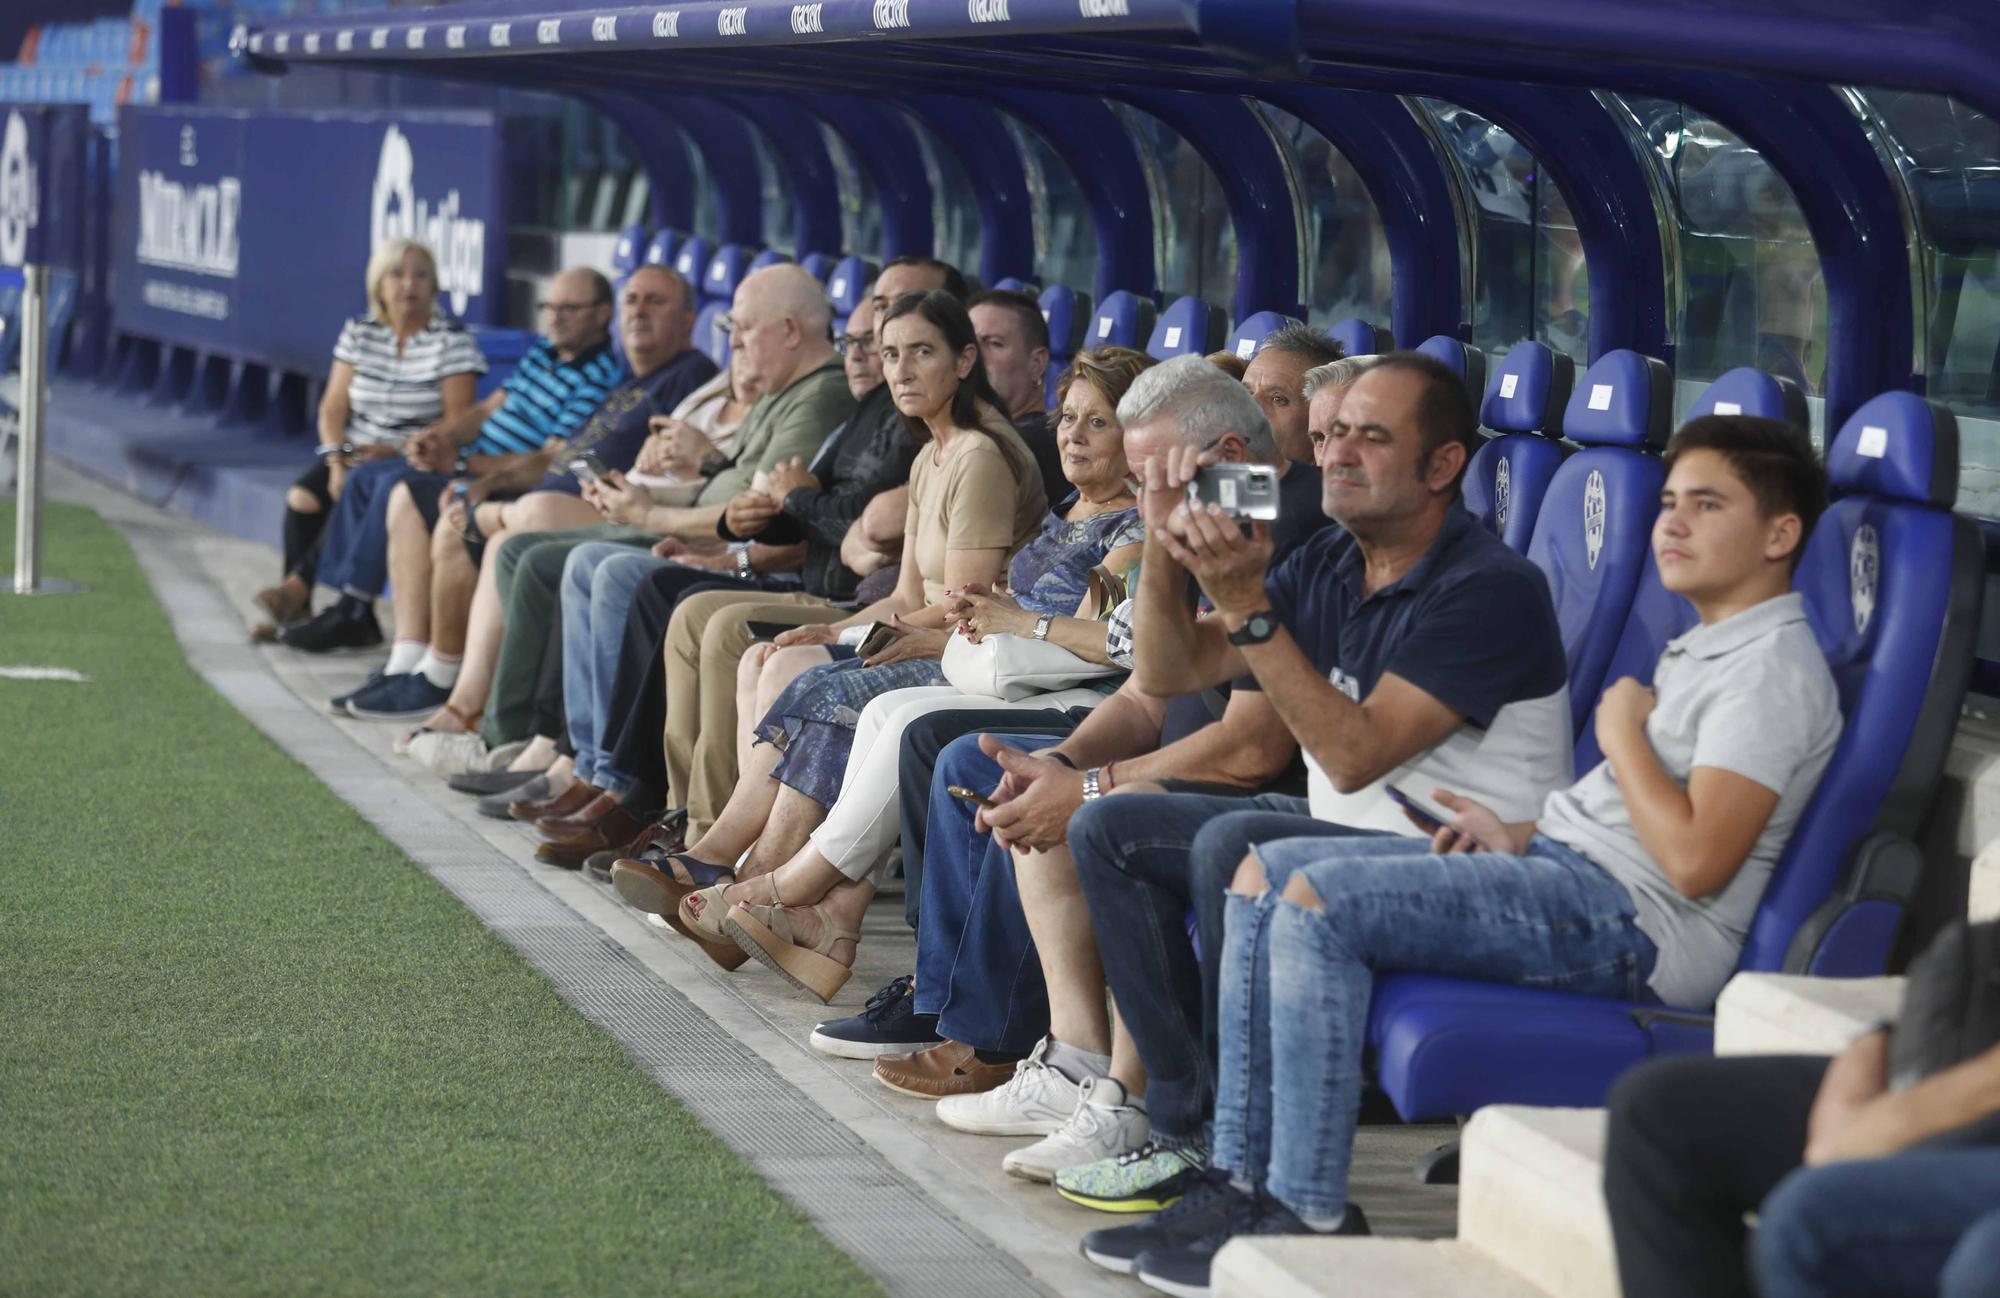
[371,125,486,315]
[0,111,39,267]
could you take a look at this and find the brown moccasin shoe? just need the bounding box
[873,1039,1015,1099]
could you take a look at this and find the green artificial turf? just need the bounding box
[0,502,883,1298]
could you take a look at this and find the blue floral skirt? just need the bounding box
[755,657,949,807]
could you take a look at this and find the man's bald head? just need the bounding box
[730,263,837,393]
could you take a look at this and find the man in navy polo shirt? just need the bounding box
[1052,352,1574,1211]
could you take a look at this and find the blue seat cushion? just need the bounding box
[1229,310,1296,362]
[1564,350,1672,451]
[644,229,684,269]
[703,244,757,305]
[1149,296,1221,360]
[1039,285,1093,356]
[1330,317,1390,356]
[1463,433,1564,554]
[1481,341,1573,435]
[672,236,716,295]
[1689,367,1808,430]
[1417,335,1487,407]
[826,256,873,317]
[1092,290,1156,349]
[1826,391,1959,507]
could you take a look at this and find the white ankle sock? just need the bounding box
[1044,1039,1113,1085]
[417,650,461,689]
[385,640,427,676]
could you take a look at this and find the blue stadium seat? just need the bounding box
[1227,311,1297,362]
[1039,285,1093,407]
[701,244,756,306]
[611,224,650,277]
[643,229,684,270]
[749,248,791,273]
[825,255,875,335]
[1462,341,1573,552]
[798,252,836,284]
[1416,335,1488,409]
[1366,388,1980,1120]
[991,276,1041,295]
[1525,348,1674,734]
[1090,290,1156,350]
[1147,296,1224,360]
[1689,365,1810,431]
[695,301,731,370]
[1330,317,1392,356]
[671,236,715,298]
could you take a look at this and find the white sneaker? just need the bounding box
[406,730,492,774]
[1002,1077,1150,1183]
[935,1039,1084,1136]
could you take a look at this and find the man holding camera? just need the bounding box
[1049,351,1576,1208]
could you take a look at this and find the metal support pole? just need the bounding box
[8,262,82,596]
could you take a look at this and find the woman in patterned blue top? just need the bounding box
[639,348,1157,1000]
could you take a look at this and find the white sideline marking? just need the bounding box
[0,666,89,682]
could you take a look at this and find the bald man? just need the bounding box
[395,262,857,783]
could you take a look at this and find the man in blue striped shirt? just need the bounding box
[279,269,626,653]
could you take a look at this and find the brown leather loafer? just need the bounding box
[873,1040,1016,1099]
[509,780,598,823]
[534,805,651,868]
[537,790,623,838]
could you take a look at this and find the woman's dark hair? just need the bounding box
[879,289,1009,440]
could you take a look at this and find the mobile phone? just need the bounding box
[745,619,801,643]
[946,784,996,809]
[1186,463,1280,521]
[568,451,609,484]
[1384,785,1445,834]
[857,623,899,659]
[451,481,471,500]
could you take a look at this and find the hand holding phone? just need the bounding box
[1384,785,1445,834]
[1186,463,1281,521]
[946,784,996,809]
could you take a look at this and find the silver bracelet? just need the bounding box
[735,547,754,579]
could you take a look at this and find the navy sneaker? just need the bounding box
[1080,1171,1258,1275]
[326,668,387,715]
[345,672,451,721]
[1132,1199,1368,1298]
[809,975,943,1059]
[276,603,383,654]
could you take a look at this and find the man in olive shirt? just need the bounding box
[409,264,855,766]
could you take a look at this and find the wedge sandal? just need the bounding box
[723,899,860,1004]
[612,855,748,972]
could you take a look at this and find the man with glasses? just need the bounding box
[279,267,627,652]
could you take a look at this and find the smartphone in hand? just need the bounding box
[1384,785,1445,834]
[1186,463,1280,521]
[568,451,610,484]
[946,784,996,809]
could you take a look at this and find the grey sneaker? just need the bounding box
[479,774,550,820]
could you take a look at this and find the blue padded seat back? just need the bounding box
[1092,290,1157,350]
[1417,335,1488,408]
[1463,434,1565,553]
[991,276,1040,295]
[643,228,684,269]
[702,244,757,306]
[1739,392,1968,974]
[798,252,836,284]
[749,248,791,273]
[1570,548,1697,772]
[695,301,731,369]
[1527,446,1667,733]
[826,255,875,334]
[1148,296,1225,360]
[671,236,715,297]
[612,223,650,276]
[1330,317,1391,357]
[1040,285,1095,406]
[1229,311,1297,362]
[1481,341,1574,436]
[1563,350,1673,452]
[1689,366,1809,431]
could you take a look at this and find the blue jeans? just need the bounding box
[1756,1149,2000,1298]
[560,543,669,795]
[1069,792,1332,1140]
[316,459,449,598]
[913,731,1064,1055]
[1215,833,1657,1221]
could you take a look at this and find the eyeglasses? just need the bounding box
[837,332,876,358]
[715,312,737,336]
[538,301,600,316]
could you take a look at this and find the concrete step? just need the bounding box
[1458,1106,1618,1298]
[1713,972,1904,1057]
[1214,1238,1549,1298]
[1213,1105,1617,1298]
[1972,838,2000,924]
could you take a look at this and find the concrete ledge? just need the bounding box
[1713,973,1904,1057]
[1459,1107,1617,1298]
[1972,839,2000,924]
[1214,1237,1549,1298]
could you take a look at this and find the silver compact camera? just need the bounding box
[1185,463,1280,521]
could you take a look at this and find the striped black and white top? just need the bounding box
[331,313,488,447]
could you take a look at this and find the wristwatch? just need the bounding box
[1082,767,1106,801]
[735,547,754,579]
[1226,609,1280,646]
[1032,613,1054,641]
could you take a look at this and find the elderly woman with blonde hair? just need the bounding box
[259,237,486,628]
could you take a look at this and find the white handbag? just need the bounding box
[940,627,1122,701]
